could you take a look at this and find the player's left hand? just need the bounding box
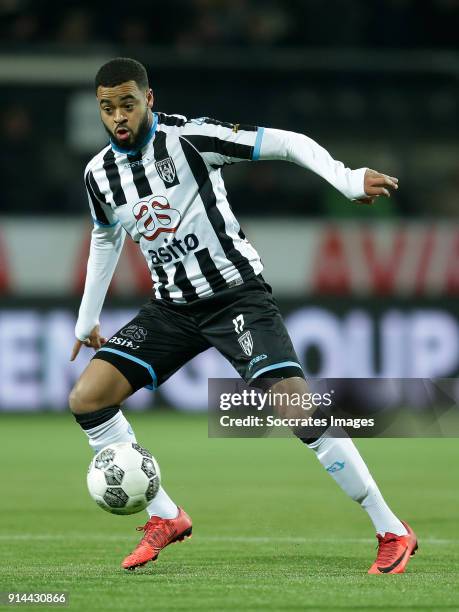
[355,169,399,205]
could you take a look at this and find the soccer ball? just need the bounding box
[87,442,161,515]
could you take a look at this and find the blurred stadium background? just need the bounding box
[1,4,458,609]
[0,0,458,412]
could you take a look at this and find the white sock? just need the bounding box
[84,410,178,519]
[307,436,407,536]
[146,488,179,519]
[84,410,137,454]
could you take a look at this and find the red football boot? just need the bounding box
[368,521,418,574]
[122,507,192,570]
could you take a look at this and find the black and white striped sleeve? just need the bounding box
[84,168,119,227]
[181,117,265,167]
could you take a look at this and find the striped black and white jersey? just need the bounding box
[85,112,265,303]
[76,111,367,340]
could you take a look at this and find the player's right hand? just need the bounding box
[70,324,107,361]
[355,168,399,205]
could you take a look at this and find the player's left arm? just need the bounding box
[181,118,261,167]
[257,127,398,204]
[182,119,397,203]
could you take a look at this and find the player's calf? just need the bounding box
[70,356,180,527]
[69,359,136,453]
[266,376,414,569]
[267,375,309,420]
[265,375,327,440]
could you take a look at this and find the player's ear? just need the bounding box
[146,89,154,109]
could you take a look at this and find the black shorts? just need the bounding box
[93,276,303,392]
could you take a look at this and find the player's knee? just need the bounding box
[69,359,133,415]
[268,376,308,418]
[269,376,308,395]
[68,379,107,415]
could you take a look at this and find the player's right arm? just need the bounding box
[71,168,125,361]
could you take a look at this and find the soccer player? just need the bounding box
[70,58,417,574]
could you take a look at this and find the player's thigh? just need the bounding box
[200,276,304,382]
[69,359,133,414]
[91,299,210,394]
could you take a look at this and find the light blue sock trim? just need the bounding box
[251,360,303,379]
[97,347,157,389]
[252,127,265,161]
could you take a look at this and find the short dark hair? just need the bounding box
[95,57,149,92]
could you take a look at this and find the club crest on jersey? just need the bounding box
[155,157,177,184]
[133,195,181,241]
[238,331,253,356]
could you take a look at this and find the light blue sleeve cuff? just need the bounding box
[92,217,119,228]
[252,127,265,161]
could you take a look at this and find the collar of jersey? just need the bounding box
[110,112,158,156]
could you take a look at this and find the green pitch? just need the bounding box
[0,412,457,611]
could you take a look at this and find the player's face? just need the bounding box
[97,81,154,150]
